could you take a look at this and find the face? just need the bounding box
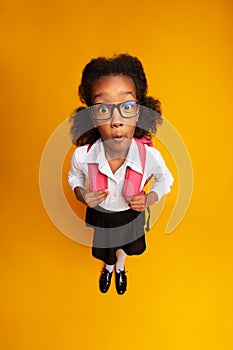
[91,75,138,156]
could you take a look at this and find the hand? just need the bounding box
[128,194,147,212]
[81,189,110,208]
[128,192,158,212]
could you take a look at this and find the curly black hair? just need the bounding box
[69,53,162,146]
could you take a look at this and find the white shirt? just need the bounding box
[68,138,174,211]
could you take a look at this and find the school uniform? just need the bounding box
[68,138,174,265]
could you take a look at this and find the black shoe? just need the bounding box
[115,270,127,295]
[99,269,113,293]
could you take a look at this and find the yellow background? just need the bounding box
[1,0,233,349]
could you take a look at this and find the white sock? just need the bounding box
[116,249,127,272]
[105,264,114,273]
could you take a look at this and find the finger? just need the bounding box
[98,192,110,200]
[130,202,146,210]
[131,203,145,209]
[87,196,105,207]
[98,190,110,195]
[85,190,110,207]
[130,199,146,206]
[84,191,99,199]
[85,190,109,200]
[130,206,144,212]
[130,195,146,203]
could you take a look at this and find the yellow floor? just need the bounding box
[1,1,233,349]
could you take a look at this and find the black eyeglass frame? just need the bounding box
[89,100,140,120]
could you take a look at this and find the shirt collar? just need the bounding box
[84,138,143,174]
[125,138,143,174]
[84,139,107,167]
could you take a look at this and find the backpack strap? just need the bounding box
[122,140,146,197]
[87,144,108,192]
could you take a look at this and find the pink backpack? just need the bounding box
[88,137,153,197]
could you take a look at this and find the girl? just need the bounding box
[68,54,174,295]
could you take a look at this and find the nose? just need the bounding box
[110,105,123,128]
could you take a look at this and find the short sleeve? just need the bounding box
[146,147,174,202]
[68,148,86,190]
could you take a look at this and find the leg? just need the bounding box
[116,249,127,272]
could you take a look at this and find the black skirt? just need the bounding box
[85,206,146,265]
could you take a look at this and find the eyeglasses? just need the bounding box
[89,100,140,120]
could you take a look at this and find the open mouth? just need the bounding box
[113,135,125,142]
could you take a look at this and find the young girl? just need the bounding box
[68,54,174,295]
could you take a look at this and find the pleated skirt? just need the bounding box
[85,206,146,265]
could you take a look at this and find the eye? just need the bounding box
[98,105,109,114]
[123,101,133,110]
[122,101,138,114]
[123,100,136,110]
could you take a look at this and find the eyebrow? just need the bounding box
[93,91,135,100]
